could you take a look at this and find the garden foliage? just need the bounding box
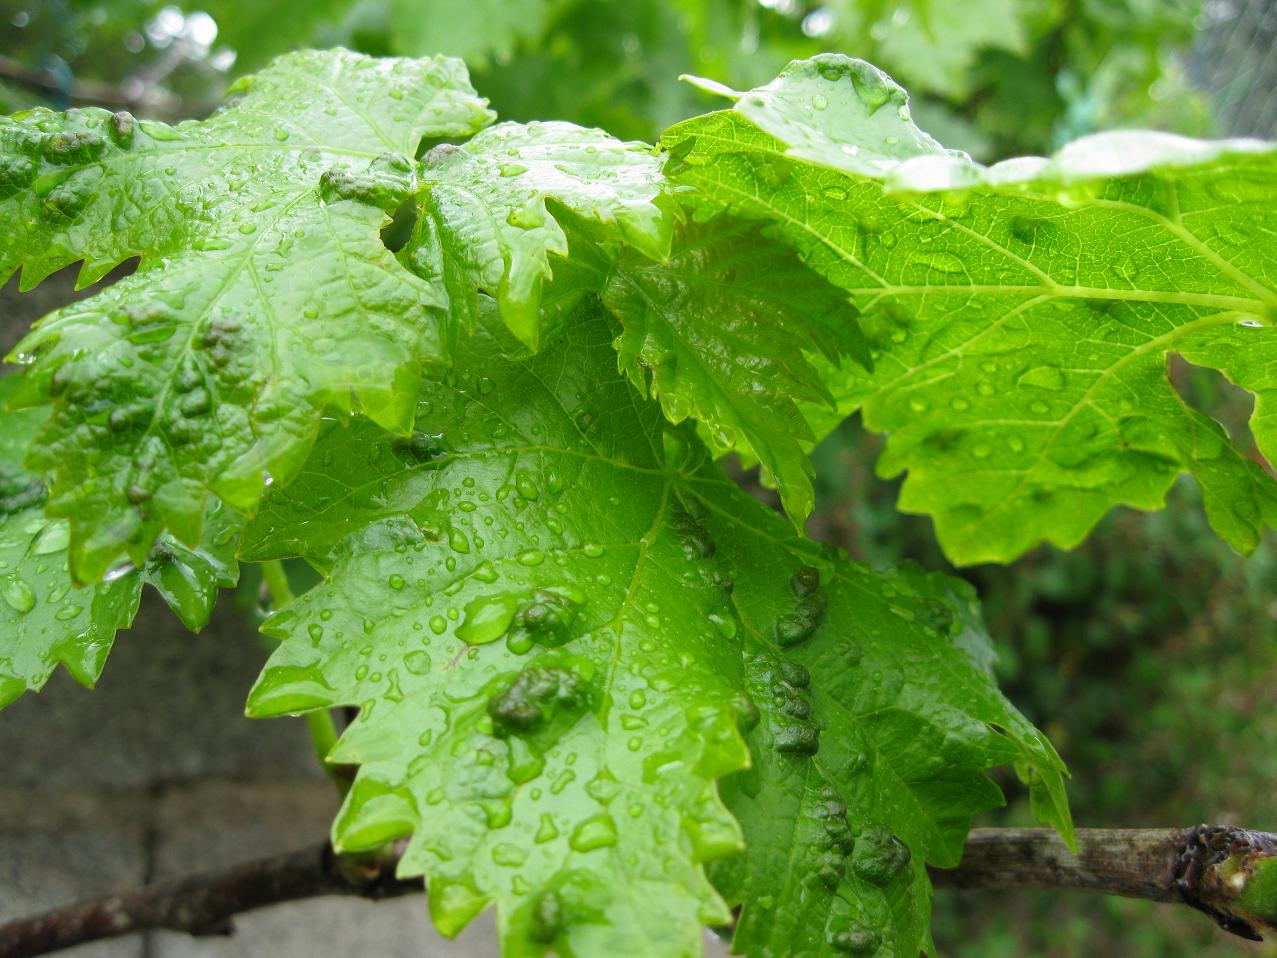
[2,46,1274,957]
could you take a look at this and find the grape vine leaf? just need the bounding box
[688,484,1071,958]
[602,218,866,523]
[240,301,1066,955]
[0,49,493,582]
[406,120,674,351]
[244,303,753,956]
[663,54,1277,564]
[0,378,240,709]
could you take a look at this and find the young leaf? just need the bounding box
[406,121,673,351]
[664,55,1277,564]
[241,302,1065,955]
[0,380,240,709]
[1,50,493,581]
[603,218,867,523]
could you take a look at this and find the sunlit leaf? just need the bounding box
[665,55,1277,563]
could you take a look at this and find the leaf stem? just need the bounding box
[258,559,294,607]
[304,711,345,793]
[256,559,348,797]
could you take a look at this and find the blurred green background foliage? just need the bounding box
[2,0,1275,952]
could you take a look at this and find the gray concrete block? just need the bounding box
[151,782,340,874]
[1,261,135,359]
[146,781,498,958]
[0,790,148,958]
[0,594,322,791]
[149,898,498,958]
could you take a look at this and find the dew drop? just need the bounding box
[535,814,560,844]
[1017,365,1065,391]
[585,769,621,804]
[505,206,545,230]
[515,472,539,501]
[491,843,527,866]
[507,633,534,655]
[921,251,965,274]
[708,612,737,639]
[568,813,618,852]
[1,574,35,613]
[54,603,82,621]
[550,769,576,794]
[31,522,69,556]
[457,593,520,646]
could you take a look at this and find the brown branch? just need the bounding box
[933,826,1277,941]
[0,841,419,958]
[3,826,1276,957]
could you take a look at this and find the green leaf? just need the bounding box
[241,301,1065,955]
[405,121,673,350]
[245,303,751,956]
[0,378,240,709]
[664,55,1277,564]
[602,218,866,523]
[686,492,1072,957]
[1,50,493,581]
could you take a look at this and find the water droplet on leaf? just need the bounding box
[1,574,36,613]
